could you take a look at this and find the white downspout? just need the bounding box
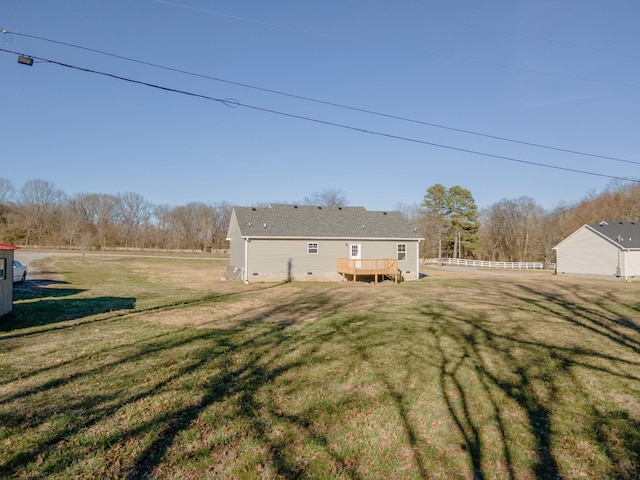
[617,248,622,278]
[416,240,421,280]
[244,237,250,284]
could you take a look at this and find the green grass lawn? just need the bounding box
[1,256,639,479]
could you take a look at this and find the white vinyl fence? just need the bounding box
[438,258,554,270]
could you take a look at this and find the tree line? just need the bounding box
[0,181,352,252]
[402,180,640,264]
[2,177,639,262]
[0,178,233,252]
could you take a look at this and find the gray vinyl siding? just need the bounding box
[556,227,620,276]
[246,238,420,281]
[354,240,420,278]
[621,251,640,279]
[358,240,392,259]
[247,239,346,279]
[227,205,424,282]
[396,241,420,279]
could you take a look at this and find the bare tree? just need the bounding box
[537,206,568,266]
[479,197,545,262]
[151,204,172,250]
[0,178,16,241]
[166,202,217,251]
[396,201,431,260]
[212,201,233,249]
[478,207,500,261]
[117,192,152,248]
[0,178,234,250]
[16,179,66,245]
[0,178,15,204]
[75,193,121,250]
[55,199,86,248]
[303,188,349,207]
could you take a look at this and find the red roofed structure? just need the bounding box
[0,243,20,317]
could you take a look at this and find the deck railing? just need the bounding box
[337,258,400,283]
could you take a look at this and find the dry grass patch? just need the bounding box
[143,280,389,330]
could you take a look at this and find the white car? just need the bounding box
[13,260,27,283]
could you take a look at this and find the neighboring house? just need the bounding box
[0,243,19,317]
[226,204,423,282]
[553,221,640,279]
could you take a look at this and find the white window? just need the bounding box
[397,243,407,261]
[307,243,319,254]
[0,258,5,280]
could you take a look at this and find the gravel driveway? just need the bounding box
[14,251,80,269]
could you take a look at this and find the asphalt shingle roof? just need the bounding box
[588,221,640,249]
[233,204,422,239]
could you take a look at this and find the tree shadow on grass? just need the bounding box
[0,285,365,479]
[410,280,640,480]
[2,276,111,332]
[330,315,430,480]
[123,288,355,479]
[514,283,640,354]
[0,329,232,477]
[3,279,639,479]
[0,296,136,332]
[432,309,560,480]
[12,279,84,301]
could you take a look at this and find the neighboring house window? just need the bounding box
[307,243,319,254]
[397,243,407,261]
[0,258,5,280]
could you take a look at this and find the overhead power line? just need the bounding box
[154,0,356,43]
[152,1,640,89]
[457,21,638,61]
[1,47,638,186]
[2,28,638,167]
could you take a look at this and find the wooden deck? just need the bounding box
[336,258,401,283]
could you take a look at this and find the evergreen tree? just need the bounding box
[422,184,449,260]
[446,186,480,258]
[422,184,479,259]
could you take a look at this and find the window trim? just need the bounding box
[307,242,319,254]
[0,258,5,280]
[397,243,407,261]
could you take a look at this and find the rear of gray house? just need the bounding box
[554,221,640,279]
[227,204,423,282]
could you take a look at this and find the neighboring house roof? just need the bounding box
[232,204,422,240]
[0,243,19,250]
[587,221,640,249]
[554,221,640,250]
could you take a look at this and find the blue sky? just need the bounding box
[1,1,638,211]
